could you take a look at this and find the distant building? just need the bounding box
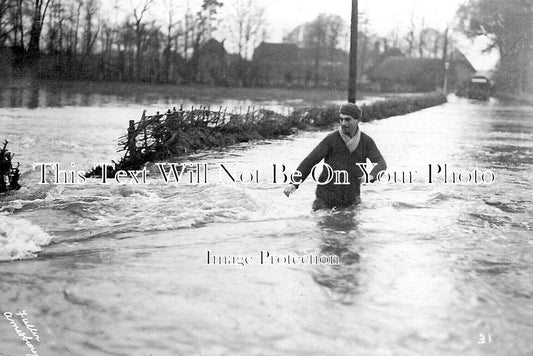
[368,49,476,92]
[448,49,477,89]
[252,42,301,87]
[368,57,442,92]
[251,42,349,88]
[196,39,229,86]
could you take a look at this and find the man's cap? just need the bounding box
[339,103,362,120]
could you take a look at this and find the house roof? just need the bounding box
[200,39,227,56]
[253,42,300,62]
[449,49,476,72]
[252,41,350,65]
[368,56,442,82]
[299,47,348,63]
[368,50,476,82]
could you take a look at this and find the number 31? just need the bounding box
[478,333,492,344]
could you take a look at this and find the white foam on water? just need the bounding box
[0,215,53,261]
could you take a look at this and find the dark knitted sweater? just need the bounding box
[295,130,386,206]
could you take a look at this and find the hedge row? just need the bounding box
[89,92,446,177]
[289,91,447,126]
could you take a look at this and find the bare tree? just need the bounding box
[190,0,222,53]
[103,0,122,77]
[130,0,154,80]
[419,27,444,58]
[182,2,192,59]
[404,14,416,57]
[83,0,99,55]
[226,0,265,85]
[46,0,62,53]
[161,0,182,82]
[69,0,83,55]
[302,14,346,86]
[417,18,426,58]
[8,0,24,49]
[197,0,222,40]
[0,0,13,46]
[227,0,265,60]
[187,0,222,81]
[27,0,52,61]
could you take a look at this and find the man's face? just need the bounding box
[339,114,359,137]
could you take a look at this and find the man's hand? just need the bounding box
[359,174,374,184]
[284,184,297,197]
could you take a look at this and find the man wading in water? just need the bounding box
[284,103,386,210]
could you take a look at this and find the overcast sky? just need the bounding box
[265,0,460,37]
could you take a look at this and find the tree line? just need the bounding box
[0,0,267,83]
[3,0,523,93]
[0,0,456,87]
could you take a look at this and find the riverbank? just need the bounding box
[0,78,375,103]
[0,78,441,105]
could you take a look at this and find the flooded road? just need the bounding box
[0,94,532,355]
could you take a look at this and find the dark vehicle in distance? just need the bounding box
[467,76,491,100]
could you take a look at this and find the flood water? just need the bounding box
[0,90,532,356]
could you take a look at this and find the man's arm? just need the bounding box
[366,136,386,180]
[284,135,331,197]
[294,135,332,184]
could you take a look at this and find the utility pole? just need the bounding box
[442,27,449,93]
[348,0,358,103]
